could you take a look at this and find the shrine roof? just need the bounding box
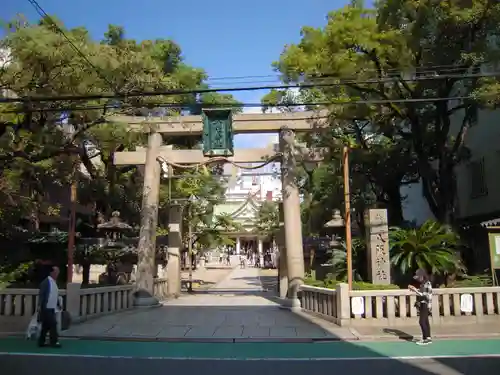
[213,194,262,221]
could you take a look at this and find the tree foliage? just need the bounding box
[177,168,242,252]
[254,200,279,239]
[0,16,241,280]
[267,0,500,224]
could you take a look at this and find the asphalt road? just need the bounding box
[1,355,499,375]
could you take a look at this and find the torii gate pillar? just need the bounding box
[279,128,305,310]
[134,131,162,306]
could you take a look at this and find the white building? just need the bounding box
[211,139,282,256]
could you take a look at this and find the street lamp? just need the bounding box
[187,194,196,293]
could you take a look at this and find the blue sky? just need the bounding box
[2,0,351,147]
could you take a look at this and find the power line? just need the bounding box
[200,66,481,87]
[26,0,117,90]
[2,94,490,114]
[203,63,485,83]
[202,66,485,87]
[1,70,496,105]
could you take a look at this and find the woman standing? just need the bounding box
[408,268,433,345]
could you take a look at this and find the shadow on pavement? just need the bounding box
[382,328,415,342]
[180,279,216,291]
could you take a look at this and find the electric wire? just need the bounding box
[204,63,487,82]
[2,94,492,114]
[0,70,496,105]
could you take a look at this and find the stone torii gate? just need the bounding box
[112,110,328,309]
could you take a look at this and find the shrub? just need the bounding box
[303,276,324,287]
[351,281,400,290]
[303,277,400,290]
[444,274,492,288]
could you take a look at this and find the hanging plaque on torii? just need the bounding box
[202,109,234,157]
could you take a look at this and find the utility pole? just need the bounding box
[187,194,195,293]
[67,181,77,284]
[343,146,353,291]
[187,221,194,293]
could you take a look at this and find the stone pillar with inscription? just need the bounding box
[364,209,391,284]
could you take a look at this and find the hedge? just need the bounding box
[303,277,400,290]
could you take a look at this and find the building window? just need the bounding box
[469,158,488,199]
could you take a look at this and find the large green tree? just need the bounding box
[0,16,241,227]
[0,16,241,283]
[267,0,500,224]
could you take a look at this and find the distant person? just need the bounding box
[409,268,433,346]
[37,266,62,348]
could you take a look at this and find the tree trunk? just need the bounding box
[420,161,456,225]
[383,184,405,226]
[82,261,90,285]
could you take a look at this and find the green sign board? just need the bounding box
[487,232,500,269]
[202,109,234,157]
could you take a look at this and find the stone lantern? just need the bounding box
[324,209,345,244]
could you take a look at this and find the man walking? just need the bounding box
[37,266,61,348]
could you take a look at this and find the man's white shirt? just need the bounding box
[46,276,59,309]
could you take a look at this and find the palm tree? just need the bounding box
[389,220,465,281]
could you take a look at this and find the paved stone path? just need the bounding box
[62,266,352,340]
[180,256,236,291]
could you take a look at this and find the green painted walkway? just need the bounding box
[1,338,499,359]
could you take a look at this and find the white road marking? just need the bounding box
[1,352,500,361]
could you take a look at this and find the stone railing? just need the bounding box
[1,283,134,327]
[153,278,168,301]
[300,285,340,324]
[300,284,500,326]
[0,288,67,320]
[71,284,134,322]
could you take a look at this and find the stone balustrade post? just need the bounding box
[336,283,351,326]
[66,283,82,323]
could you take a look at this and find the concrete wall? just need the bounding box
[402,104,500,224]
[401,181,435,225]
[454,109,500,220]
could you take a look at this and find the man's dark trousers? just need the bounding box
[38,308,58,346]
